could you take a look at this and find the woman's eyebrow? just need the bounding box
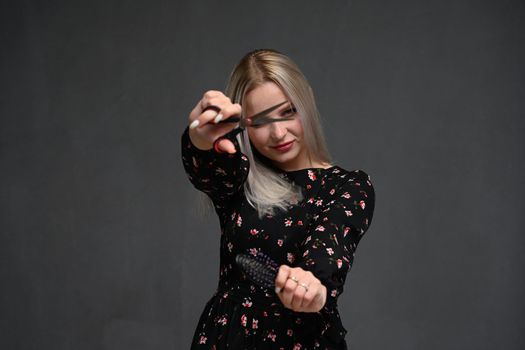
[250,101,292,121]
[278,103,293,112]
[270,102,294,116]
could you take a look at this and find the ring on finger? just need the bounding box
[287,276,299,283]
[299,282,309,292]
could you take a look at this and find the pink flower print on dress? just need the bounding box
[267,330,277,342]
[236,214,242,227]
[345,210,353,217]
[341,192,351,199]
[287,252,295,264]
[250,228,259,236]
[302,249,309,258]
[249,248,258,256]
[284,218,293,227]
[252,319,259,329]
[343,226,350,237]
[307,197,314,204]
[242,298,253,308]
[277,239,283,247]
[331,289,338,297]
[218,316,228,326]
[308,170,317,181]
[293,343,302,350]
[287,329,293,336]
[297,220,303,226]
[329,188,335,195]
[336,259,343,269]
[315,225,325,232]
[227,242,233,252]
[315,199,323,206]
[360,200,366,209]
[199,335,207,344]
[307,184,312,189]
[326,248,334,256]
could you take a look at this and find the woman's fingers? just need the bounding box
[218,103,242,123]
[275,264,292,293]
[215,138,236,154]
[275,265,326,312]
[190,95,241,130]
[291,281,310,311]
[187,91,243,151]
[281,276,298,307]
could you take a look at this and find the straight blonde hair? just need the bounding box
[198,49,333,218]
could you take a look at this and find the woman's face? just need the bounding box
[244,82,309,172]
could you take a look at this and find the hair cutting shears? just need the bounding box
[204,100,295,137]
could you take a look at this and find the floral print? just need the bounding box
[181,126,375,349]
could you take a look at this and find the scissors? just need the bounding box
[205,100,295,138]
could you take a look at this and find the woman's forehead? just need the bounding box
[244,82,289,112]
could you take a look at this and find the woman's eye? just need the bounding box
[283,107,297,116]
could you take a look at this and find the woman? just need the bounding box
[181,49,375,349]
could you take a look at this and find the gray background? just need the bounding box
[1,0,524,349]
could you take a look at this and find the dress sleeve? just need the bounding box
[180,126,250,204]
[296,170,375,341]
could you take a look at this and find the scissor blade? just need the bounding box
[217,100,290,128]
[247,100,289,121]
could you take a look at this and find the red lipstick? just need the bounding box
[272,140,294,152]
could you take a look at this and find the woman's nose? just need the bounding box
[269,122,287,140]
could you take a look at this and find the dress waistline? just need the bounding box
[214,282,337,310]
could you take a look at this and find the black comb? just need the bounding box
[235,251,279,290]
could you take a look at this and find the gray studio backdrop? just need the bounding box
[1,0,524,349]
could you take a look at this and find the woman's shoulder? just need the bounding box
[326,166,372,184]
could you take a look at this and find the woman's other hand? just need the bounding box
[188,90,242,154]
[274,264,327,313]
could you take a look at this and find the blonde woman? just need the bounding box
[182,49,375,349]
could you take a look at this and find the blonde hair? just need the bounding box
[199,49,333,218]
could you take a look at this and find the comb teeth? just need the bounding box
[235,251,279,290]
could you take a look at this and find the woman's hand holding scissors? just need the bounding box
[188,90,243,154]
[275,265,327,313]
[188,90,294,154]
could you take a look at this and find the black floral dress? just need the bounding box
[181,126,375,350]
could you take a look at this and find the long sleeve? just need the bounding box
[296,170,375,342]
[181,126,250,204]
[297,170,375,304]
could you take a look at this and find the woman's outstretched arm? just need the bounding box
[181,90,250,204]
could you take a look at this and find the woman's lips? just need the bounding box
[272,140,294,152]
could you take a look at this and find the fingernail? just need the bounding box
[275,287,281,294]
[214,114,223,123]
[189,120,199,129]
